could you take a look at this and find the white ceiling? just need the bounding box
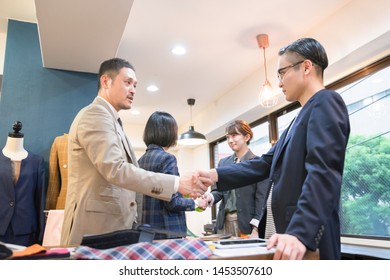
[1,0,353,128]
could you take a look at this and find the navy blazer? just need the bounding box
[0,152,46,246]
[216,89,350,259]
[211,150,267,234]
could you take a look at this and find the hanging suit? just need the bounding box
[0,152,46,246]
[45,133,68,209]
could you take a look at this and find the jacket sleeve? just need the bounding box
[160,153,196,212]
[35,156,47,244]
[216,148,274,192]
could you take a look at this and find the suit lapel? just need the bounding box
[94,97,138,166]
[273,117,295,163]
[241,150,255,161]
[122,134,138,167]
[115,123,138,166]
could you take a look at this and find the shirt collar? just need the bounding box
[97,96,119,120]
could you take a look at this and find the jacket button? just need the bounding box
[130,202,135,207]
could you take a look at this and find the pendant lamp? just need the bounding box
[178,98,207,146]
[257,34,277,108]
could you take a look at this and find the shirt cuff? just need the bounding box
[250,218,260,228]
[207,193,215,207]
[173,176,179,193]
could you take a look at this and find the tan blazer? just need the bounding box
[45,134,69,210]
[61,97,176,246]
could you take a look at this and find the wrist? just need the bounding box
[210,169,218,183]
[252,226,258,232]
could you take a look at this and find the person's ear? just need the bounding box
[100,74,111,89]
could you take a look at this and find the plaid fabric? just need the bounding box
[45,134,69,209]
[73,239,212,260]
[138,144,195,239]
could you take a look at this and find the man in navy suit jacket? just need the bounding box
[199,38,350,260]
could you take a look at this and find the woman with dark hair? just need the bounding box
[138,111,207,239]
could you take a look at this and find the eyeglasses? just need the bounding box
[277,60,305,81]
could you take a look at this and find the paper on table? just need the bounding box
[208,242,275,258]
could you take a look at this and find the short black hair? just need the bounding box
[143,111,178,148]
[98,58,135,90]
[279,38,328,75]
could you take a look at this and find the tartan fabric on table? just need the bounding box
[73,239,212,260]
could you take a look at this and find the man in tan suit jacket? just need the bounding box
[61,58,210,246]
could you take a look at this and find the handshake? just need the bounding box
[193,193,213,211]
[178,169,218,199]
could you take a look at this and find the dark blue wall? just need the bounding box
[0,20,97,169]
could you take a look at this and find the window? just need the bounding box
[332,57,390,239]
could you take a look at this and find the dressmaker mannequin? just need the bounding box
[0,121,46,246]
[2,121,28,161]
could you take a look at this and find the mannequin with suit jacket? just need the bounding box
[0,121,46,246]
[45,133,69,209]
[2,121,28,163]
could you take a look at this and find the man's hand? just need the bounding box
[249,227,259,239]
[267,233,307,260]
[196,169,218,184]
[178,172,212,199]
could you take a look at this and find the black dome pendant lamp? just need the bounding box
[178,98,207,146]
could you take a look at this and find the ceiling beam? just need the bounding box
[35,0,134,73]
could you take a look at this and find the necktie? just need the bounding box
[117,118,123,128]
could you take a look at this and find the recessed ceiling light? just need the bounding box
[131,109,140,115]
[171,45,187,55]
[146,85,159,92]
